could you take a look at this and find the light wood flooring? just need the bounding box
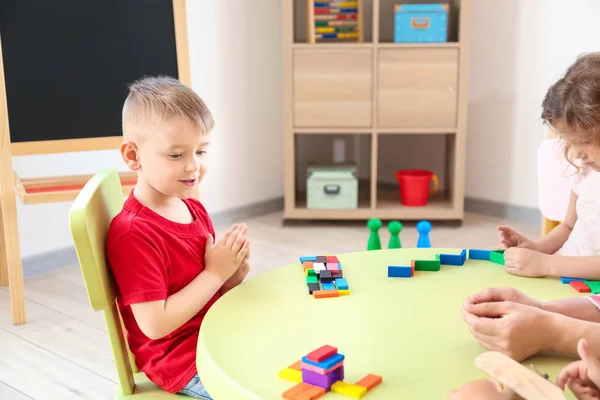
[0,211,540,399]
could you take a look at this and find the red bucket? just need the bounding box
[395,169,439,206]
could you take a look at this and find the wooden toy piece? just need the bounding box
[571,280,591,293]
[414,259,440,272]
[410,260,415,276]
[303,261,314,271]
[283,382,318,399]
[326,263,340,272]
[320,270,333,282]
[387,220,402,249]
[313,290,339,299]
[367,218,382,251]
[307,345,338,363]
[332,271,343,279]
[313,263,327,274]
[439,250,466,266]
[584,280,600,294]
[278,367,302,383]
[306,275,319,285]
[306,269,316,277]
[339,289,350,295]
[388,265,412,278]
[468,249,491,260]
[475,351,566,400]
[307,283,321,294]
[489,250,505,265]
[326,255,340,263]
[335,278,349,289]
[295,384,326,400]
[331,381,367,398]
[560,276,584,284]
[300,256,317,263]
[322,282,336,291]
[289,360,302,370]
[355,373,382,391]
[416,220,432,248]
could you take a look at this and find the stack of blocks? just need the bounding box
[279,345,382,399]
[300,256,350,298]
[560,276,600,294]
[387,248,505,278]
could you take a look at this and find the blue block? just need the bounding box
[440,249,467,266]
[302,353,345,370]
[335,278,349,290]
[300,256,317,263]
[388,265,412,278]
[468,249,491,260]
[560,277,584,284]
[322,282,335,291]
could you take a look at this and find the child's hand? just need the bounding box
[220,258,251,295]
[498,226,534,250]
[448,379,520,400]
[204,224,249,283]
[464,287,543,310]
[504,248,551,277]
[557,339,600,400]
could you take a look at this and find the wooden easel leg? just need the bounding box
[0,197,8,287]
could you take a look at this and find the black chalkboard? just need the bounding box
[0,0,180,144]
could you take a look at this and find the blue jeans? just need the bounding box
[179,374,212,399]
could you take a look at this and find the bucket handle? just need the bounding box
[430,174,439,195]
[324,184,341,195]
[411,17,431,29]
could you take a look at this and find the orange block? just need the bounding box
[303,261,314,270]
[355,373,383,391]
[410,260,415,276]
[283,383,313,399]
[289,360,302,371]
[313,290,339,298]
[296,384,326,400]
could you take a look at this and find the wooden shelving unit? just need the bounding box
[283,0,470,221]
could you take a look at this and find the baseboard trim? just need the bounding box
[22,196,285,278]
[465,197,541,226]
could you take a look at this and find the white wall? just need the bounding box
[466,0,600,208]
[11,0,283,258]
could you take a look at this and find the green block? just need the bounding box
[585,280,600,294]
[307,269,316,277]
[306,276,318,284]
[489,250,505,265]
[435,254,440,261]
[414,259,441,272]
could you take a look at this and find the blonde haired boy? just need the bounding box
[107,76,250,398]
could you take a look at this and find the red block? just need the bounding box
[571,280,591,293]
[327,255,340,263]
[306,345,338,363]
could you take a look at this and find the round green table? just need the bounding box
[196,248,584,399]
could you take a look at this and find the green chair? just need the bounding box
[68,168,184,399]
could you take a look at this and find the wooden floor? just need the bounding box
[0,211,539,400]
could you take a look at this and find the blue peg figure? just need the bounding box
[416,220,432,248]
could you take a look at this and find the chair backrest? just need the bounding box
[537,138,576,222]
[68,168,136,395]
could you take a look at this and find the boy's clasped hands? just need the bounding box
[204,223,251,294]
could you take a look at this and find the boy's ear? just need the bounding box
[119,141,141,171]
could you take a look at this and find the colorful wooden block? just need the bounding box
[335,278,349,289]
[279,367,302,383]
[410,260,415,276]
[283,382,315,399]
[388,265,412,278]
[322,282,335,291]
[439,249,467,266]
[303,261,314,271]
[414,259,440,271]
[300,256,317,263]
[332,271,343,279]
[326,255,340,263]
[571,280,591,293]
[560,276,584,284]
[308,283,321,294]
[468,249,491,260]
[316,256,328,263]
[339,289,350,295]
[307,275,318,284]
[302,360,344,375]
[307,269,316,277]
[319,270,333,282]
[313,290,339,299]
[489,250,505,265]
[355,373,382,391]
[301,365,344,389]
[302,353,345,370]
[331,381,367,398]
[326,263,340,272]
[295,384,326,400]
[585,280,600,294]
[313,263,327,273]
[289,360,302,370]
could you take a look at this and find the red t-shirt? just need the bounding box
[106,192,220,393]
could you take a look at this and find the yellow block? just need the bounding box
[331,381,367,398]
[339,289,350,296]
[338,32,359,39]
[316,27,335,34]
[337,1,358,6]
[278,367,302,383]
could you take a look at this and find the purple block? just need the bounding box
[302,365,344,390]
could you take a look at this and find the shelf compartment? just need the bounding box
[377,47,459,129]
[13,171,137,205]
[294,48,373,128]
[294,133,372,210]
[377,0,461,44]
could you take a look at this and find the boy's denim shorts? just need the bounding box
[179,374,212,399]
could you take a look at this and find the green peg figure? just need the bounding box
[387,220,403,249]
[367,218,382,251]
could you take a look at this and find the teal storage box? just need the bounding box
[394,3,449,43]
[306,164,358,209]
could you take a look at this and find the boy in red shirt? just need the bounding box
[106,76,250,398]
